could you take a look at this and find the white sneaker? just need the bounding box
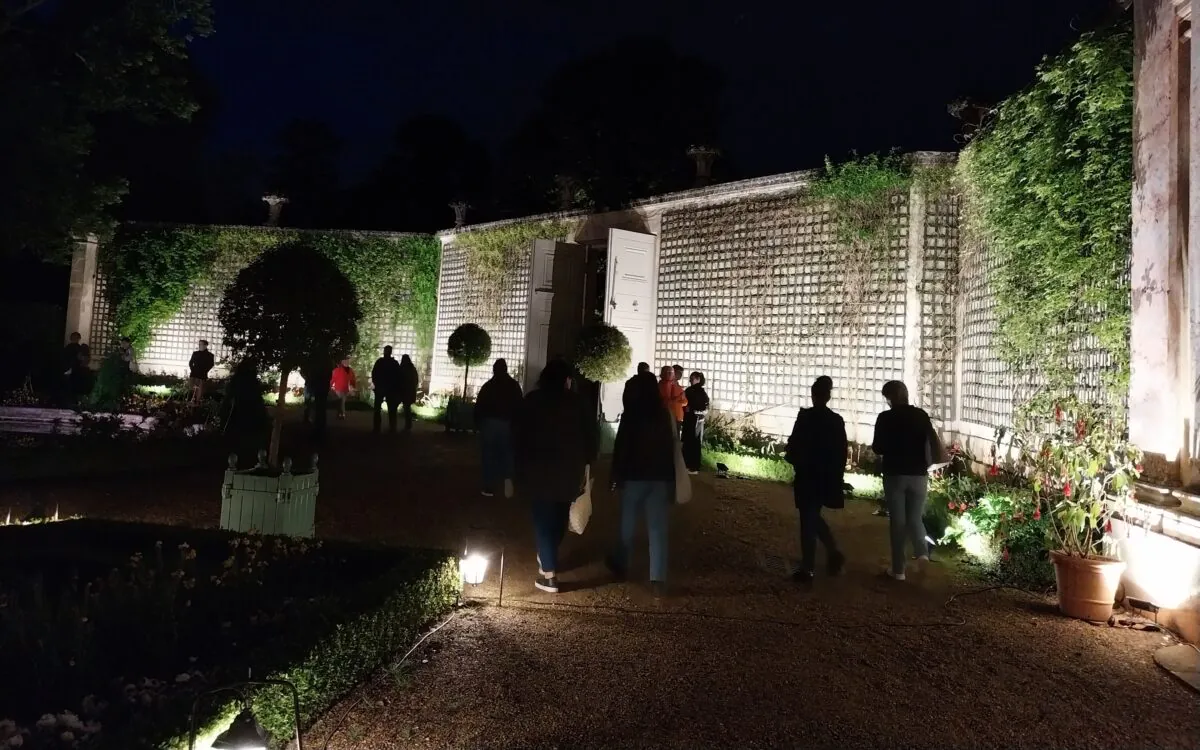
[480,490,494,497]
[885,570,906,582]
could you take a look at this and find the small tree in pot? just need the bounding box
[447,323,492,398]
[219,241,362,467]
[573,323,632,385]
[1007,395,1142,622]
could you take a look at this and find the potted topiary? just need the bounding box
[573,322,632,452]
[217,241,362,536]
[1010,396,1142,622]
[445,323,491,432]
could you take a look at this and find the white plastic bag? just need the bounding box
[569,464,593,534]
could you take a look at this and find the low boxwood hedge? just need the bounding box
[0,520,459,749]
[700,448,883,500]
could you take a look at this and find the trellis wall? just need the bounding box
[655,194,911,439]
[430,239,531,396]
[86,240,420,380]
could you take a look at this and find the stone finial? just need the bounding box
[554,175,578,212]
[281,456,293,475]
[262,194,289,227]
[227,453,238,470]
[311,453,320,469]
[687,145,720,188]
[450,202,469,229]
[255,449,268,469]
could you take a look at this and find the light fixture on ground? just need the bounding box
[188,678,303,750]
[461,526,506,606]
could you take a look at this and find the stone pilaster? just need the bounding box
[262,194,288,227]
[65,235,98,348]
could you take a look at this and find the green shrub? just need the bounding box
[88,351,132,411]
[573,323,632,383]
[699,447,883,500]
[941,490,1054,589]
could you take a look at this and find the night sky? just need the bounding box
[189,0,1114,182]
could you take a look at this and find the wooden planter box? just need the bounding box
[444,398,475,433]
[220,452,319,538]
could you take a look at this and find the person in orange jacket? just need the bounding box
[658,365,686,433]
[330,358,357,419]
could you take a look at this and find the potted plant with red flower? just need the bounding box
[1011,395,1142,622]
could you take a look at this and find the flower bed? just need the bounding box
[0,519,459,749]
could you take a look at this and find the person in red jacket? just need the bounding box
[330,358,357,419]
[658,366,686,433]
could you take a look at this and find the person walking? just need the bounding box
[658,365,686,434]
[514,359,596,594]
[871,380,938,581]
[398,354,419,432]
[785,376,847,583]
[607,373,677,597]
[681,371,709,474]
[330,359,356,419]
[371,345,403,434]
[188,340,215,405]
[69,344,92,403]
[300,356,333,442]
[475,358,523,498]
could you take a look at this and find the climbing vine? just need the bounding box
[454,219,576,322]
[958,20,1133,400]
[99,226,441,372]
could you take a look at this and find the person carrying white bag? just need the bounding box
[513,359,597,594]
[605,372,687,598]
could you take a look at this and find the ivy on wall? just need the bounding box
[454,219,576,322]
[100,225,441,371]
[958,20,1133,399]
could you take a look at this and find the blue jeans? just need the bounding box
[530,500,571,574]
[612,480,672,583]
[479,418,514,490]
[883,474,929,575]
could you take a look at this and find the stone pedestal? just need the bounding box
[219,452,318,537]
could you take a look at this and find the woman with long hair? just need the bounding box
[608,372,677,596]
[681,371,709,474]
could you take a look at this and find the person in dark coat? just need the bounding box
[188,339,216,404]
[397,354,419,431]
[475,358,524,497]
[785,376,847,583]
[514,359,597,594]
[681,371,709,474]
[221,359,269,458]
[608,373,677,596]
[300,356,334,442]
[371,346,403,434]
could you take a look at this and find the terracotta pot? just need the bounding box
[1050,550,1126,622]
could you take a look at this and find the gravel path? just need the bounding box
[6,413,1199,749]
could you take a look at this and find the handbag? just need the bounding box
[569,464,593,534]
[671,415,693,505]
[926,422,951,472]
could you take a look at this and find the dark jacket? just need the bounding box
[612,410,677,485]
[871,404,936,476]
[786,405,847,509]
[371,356,403,396]
[189,349,215,379]
[514,388,596,503]
[475,373,523,422]
[398,357,419,403]
[684,384,709,415]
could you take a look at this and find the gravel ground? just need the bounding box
[5,413,1199,749]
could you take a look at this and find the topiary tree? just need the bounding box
[219,241,362,466]
[573,323,632,383]
[447,323,491,397]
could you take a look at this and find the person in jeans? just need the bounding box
[785,376,847,583]
[474,358,523,497]
[371,345,403,434]
[608,373,677,597]
[681,371,709,474]
[514,359,596,593]
[871,380,937,581]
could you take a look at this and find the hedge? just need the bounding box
[700,448,883,499]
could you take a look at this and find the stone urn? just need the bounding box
[219,451,319,537]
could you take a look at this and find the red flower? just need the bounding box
[1075,419,1086,439]
[1063,482,1072,497]
[947,501,955,510]
[958,502,967,512]
[1032,508,1041,521]
[988,463,999,477]
[1105,519,1113,534]
[1002,548,1011,562]
[1135,463,1143,474]
[1055,405,1063,422]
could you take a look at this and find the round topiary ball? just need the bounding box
[574,323,632,383]
[448,323,492,368]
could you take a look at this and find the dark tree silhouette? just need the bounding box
[265,119,344,228]
[350,115,491,232]
[498,36,726,216]
[219,241,362,465]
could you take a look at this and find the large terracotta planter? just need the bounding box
[1051,550,1126,622]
